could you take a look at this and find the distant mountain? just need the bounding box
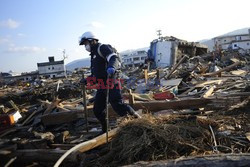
[66,57,90,71]
[199,27,250,51]
[120,47,149,55]
[216,27,250,37]
[199,39,215,51]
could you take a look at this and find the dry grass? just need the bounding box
[86,115,219,166]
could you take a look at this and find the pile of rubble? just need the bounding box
[0,50,250,166]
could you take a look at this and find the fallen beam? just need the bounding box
[162,55,187,79]
[133,98,212,111]
[126,153,250,167]
[43,98,61,115]
[203,61,241,77]
[41,111,85,126]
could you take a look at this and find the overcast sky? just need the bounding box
[0,0,250,72]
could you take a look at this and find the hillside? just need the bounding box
[200,27,250,51]
[66,57,90,71]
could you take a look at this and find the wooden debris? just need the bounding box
[0,48,249,166]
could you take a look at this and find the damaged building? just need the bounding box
[148,36,208,68]
[213,29,250,53]
[121,49,148,67]
[37,56,66,79]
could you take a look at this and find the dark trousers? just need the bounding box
[93,83,132,132]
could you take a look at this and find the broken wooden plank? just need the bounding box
[162,55,187,79]
[128,89,135,107]
[39,100,70,112]
[202,86,215,98]
[43,98,61,115]
[78,128,118,153]
[230,69,247,76]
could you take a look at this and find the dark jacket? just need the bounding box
[90,43,120,80]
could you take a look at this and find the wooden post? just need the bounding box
[82,73,89,132]
[144,69,148,84]
[156,69,160,85]
[128,89,135,107]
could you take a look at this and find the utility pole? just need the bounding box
[62,49,68,78]
[62,49,68,60]
[157,30,162,39]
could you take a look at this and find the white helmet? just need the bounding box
[79,31,98,45]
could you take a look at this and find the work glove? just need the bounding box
[107,67,115,76]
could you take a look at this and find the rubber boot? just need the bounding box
[127,105,142,118]
[100,120,107,134]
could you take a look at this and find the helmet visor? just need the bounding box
[79,37,87,45]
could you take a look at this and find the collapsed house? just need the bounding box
[147,36,208,68]
[121,36,208,69]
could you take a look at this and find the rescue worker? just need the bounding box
[79,31,141,134]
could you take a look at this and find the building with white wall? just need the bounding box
[2,71,39,83]
[121,49,148,67]
[148,36,208,68]
[213,29,250,52]
[37,57,66,78]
